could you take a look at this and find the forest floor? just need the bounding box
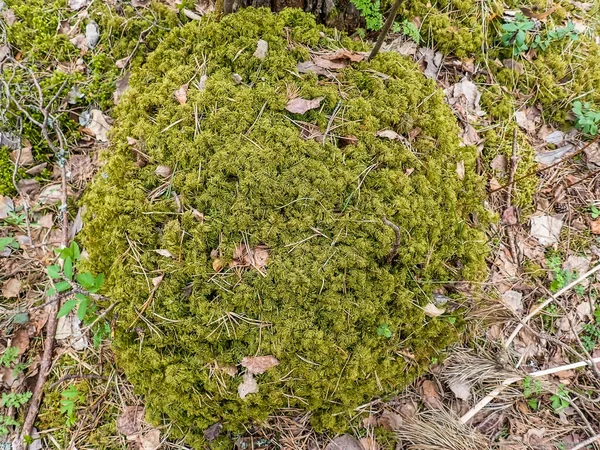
[2,0,600,449]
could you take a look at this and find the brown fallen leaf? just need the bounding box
[204,423,222,442]
[375,129,401,140]
[18,179,40,197]
[38,213,54,229]
[423,303,445,318]
[591,219,600,235]
[378,410,403,431]
[138,429,160,450]
[174,84,188,105]
[297,121,324,143]
[285,97,324,114]
[313,57,347,70]
[2,278,22,298]
[155,165,172,178]
[502,206,519,226]
[10,147,34,167]
[116,406,145,436]
[421,379,444,409]
[231,244,269,270]
[2,9,17,26]
[360,437,380,450]
[324,435,363,450]
[241,355,280,374]
[11,329,30,356]
[320,48,365,63]
[0,196,14,219]
[297,61,331,77]
[238,372,259,399]
[25,162,47,176]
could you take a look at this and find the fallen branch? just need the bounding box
[382,216,401,264]
[460,356,600,424]
[505,262,600,348]
[571,433,600,450]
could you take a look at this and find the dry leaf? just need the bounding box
[238,372,259,399]
[514,107,540,134]
[503,58,523,74]
[138,429,160,450]
[448,379,471,401]
[320,49,365,63]
[2,278,22,298]
[563,255,590,275]
[18,179,40,197]
[204,423,223,442]
[421,380,444,409]
[116,406,145,436]
[155,165,172,178]
[419,47,443,79]
[10,147,34,167]
[0,196,14,219]
[423,303,445,318]
[241,355,279,374]
[69,0,88,9]
[174,84,188,105]
[86,109,111,142]
[285,97,323,114]
[535,144,575,165]
[297,61,331,77]
[502,290,523,316]
[324,435,363,450]
[530,215,563,245]
[26,163,48,176]
[591,219,600,235]
[3,8,17,25]
[490,155,507,173]
[377,411,403,431]
[375,129,401,140]
[212,258,225,272]
[11,329,30,355]
[502,206,518,226]
[114,72,130,105]
[385,38,418,56]
[182,8,203,20]
[55,313,88,350]
[155,249,173,258]
[38,184,67,205]
[446,77,485,119]
[38,213,54,229]
[231,244,270,269]
[253,39,268,59]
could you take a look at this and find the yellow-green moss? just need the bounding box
[81,8,489,446]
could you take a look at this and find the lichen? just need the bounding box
[81,7,489,447]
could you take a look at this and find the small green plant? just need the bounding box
[523,375,543,410]
[377,323,392,338]
[0,236,19,252]
[549,384,570,412]
[350,0,384,31]
[580,308,600,351]
[0,347,19,367]
[400,19,420,43]
[0,415,19,437]
[546,255,579,293]
[1,391,32,409]
[60,384,83,427]
[1,211,27,227]
[501,13,535,55]
[46,241,104,321]
[533,21,579,51]
[589,205,600,219]
[92,321,111,348]
[573,101,600,136]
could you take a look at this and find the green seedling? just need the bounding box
[549,384,570,412]
[501,14,535,55]
[0,236,19,252]
[377,323,392,338]
[1,391,32,409]
[589,205,600,219]
[60,384,83,427]
[573,101,600,136]
[350,0,384,31]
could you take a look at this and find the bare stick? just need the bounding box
[460,356,600,424]
[571,434,600,450]
[490,135,600,194]
[368,0,404,61]
[505,128,519,265]
[505,262,600,348]
[382,216,401,264]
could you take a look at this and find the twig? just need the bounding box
[368,0,404,61]
[505,128,520,266]
[490,135,600,194]
[505,262,600,348]
[571,433,600,450]
[382,216,401,264]
[460,356,600,424]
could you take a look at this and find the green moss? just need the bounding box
[81,7,489,447]
[0,147,17,196]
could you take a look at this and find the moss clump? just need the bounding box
[81,7,489,447]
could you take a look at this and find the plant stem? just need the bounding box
[368,0,404,61]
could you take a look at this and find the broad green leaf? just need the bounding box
[63,257,73,281]
[70,242,81,261]
[55,281,71,293]
[77,297,89,321]
[47,265,61,279]
[94,273,104,289]
[76,272,95,289]
[12,313,29,324]
[57,299,78,318]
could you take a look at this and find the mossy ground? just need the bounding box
[80,7,489,447]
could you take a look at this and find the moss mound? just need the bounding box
[82,7,488,446]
